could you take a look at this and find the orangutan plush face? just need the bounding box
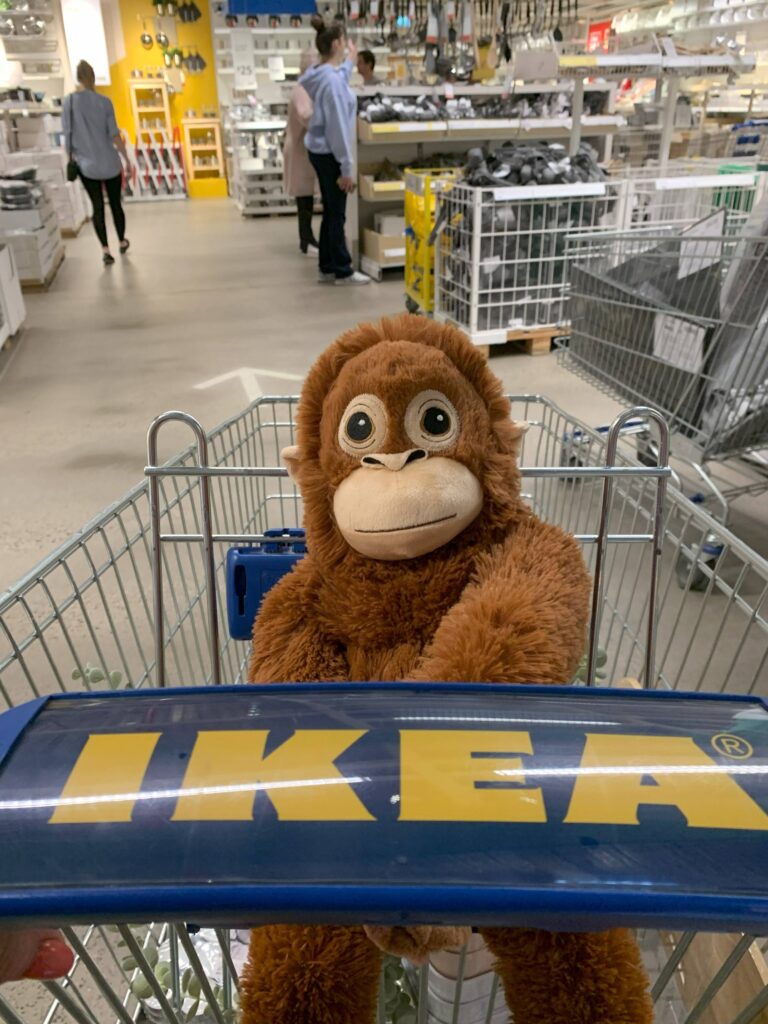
[312,340,488,561]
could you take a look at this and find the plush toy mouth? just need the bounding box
[355,513,457,534]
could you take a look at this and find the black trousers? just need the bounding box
[80,172,125,248]
[307,150,352,278]
[295,195,316,251]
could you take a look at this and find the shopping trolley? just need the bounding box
[1,396,767,1024]
[560,229,768,545]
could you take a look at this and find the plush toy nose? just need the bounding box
[361,449,427,471]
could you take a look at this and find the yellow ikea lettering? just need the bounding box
[565,733,768,830]
[399,730,545,822]
[50,733,161,824]
[171,729,374,821]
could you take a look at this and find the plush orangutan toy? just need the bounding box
[240,314,652,1024]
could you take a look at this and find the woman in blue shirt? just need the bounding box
[300,17,370,285]
[62,61,129,266]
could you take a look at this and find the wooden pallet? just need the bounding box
[62,219,87,239]
[21,247,65,292]
[476,324,570,359]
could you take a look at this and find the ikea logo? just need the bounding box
[49,729,768,830]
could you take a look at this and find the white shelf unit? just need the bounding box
[558,41,758,171]
[230,119,292,215]
[4,0,71,103]
[351,83,623,280]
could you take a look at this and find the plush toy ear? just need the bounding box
[509,420,530,457]
[281,445,301,482]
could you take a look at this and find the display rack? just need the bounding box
[129,80,173,143]
[229,117,290,215]
[1,0,69,100]
[560,41,757,170]
[124,131,187,202]
[182,117,225,182]
[351,82,623,279]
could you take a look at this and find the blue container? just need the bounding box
[226,529,306,641]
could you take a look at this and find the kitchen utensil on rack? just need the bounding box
[19,14,44,33]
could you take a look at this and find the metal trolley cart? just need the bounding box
[1,395,767,1024]
[561,228,768,539]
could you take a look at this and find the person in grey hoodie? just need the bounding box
[301,15,370,285]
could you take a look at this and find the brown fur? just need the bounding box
[240,315,652,1024]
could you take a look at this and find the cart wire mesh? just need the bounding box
[1,396,767,1024]
[561,230,768,502]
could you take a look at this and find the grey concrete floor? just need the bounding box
[0,197,765,591]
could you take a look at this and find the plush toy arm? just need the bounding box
[248,565,349,683]
[408,518,591,685]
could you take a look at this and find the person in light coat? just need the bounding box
[283,48,319,256]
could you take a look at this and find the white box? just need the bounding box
[0,244,26,333]
[0,201,55,231]
[374,211,405,235]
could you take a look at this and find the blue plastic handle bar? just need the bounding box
[0,682,766,931]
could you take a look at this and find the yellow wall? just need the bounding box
[98,0,220,149]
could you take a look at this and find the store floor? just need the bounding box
[0,198,764,592]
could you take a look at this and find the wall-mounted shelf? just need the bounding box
[129,81,172,140]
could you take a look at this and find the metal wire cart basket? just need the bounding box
[561,227,768,525]
[1,395,767,1024]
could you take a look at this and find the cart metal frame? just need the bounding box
[1,395,767,1024]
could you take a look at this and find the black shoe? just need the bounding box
[103,252,115,265]
[119,239,130,254]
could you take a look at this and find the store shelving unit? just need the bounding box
[229,117,290,215]
[559,42,756,171]
[182,117,225,182]
[129,80,173,143]
[352,82,623,279]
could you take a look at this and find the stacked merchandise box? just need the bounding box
[0,183,64,287]
[0,243,26,339]
[0,152,89,235]
[13,113,61,153]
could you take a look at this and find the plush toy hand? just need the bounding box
[363,925,471,964]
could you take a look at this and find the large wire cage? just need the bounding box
[432,173,765,345]
[560,229,768,517]
[1,395,767,1024]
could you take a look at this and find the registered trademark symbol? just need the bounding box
[711,733,753,759]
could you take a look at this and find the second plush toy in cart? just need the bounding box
[239,313,652,1024]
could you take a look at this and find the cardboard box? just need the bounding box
[0,200,56,231]
[363,227,406,267]
[358,173,405,203]
[0,150,67,182]
[374,211,405,235]
[0,244,26,333]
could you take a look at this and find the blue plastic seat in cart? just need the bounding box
[225,529,306,640]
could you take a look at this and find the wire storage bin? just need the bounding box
[433,180,626,344]
[625,171,763,232]
[561,229,768,523]
[1,395,767,1024]
[431,172,765,347]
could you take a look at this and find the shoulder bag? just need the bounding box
[66,94,79,182]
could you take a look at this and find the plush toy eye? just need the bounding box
[346,412,373,442]
[405,390,460,451]
[422,406,451,437]
[338,394,388,456]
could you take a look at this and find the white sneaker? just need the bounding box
[335,271,371,286]
[302,244,319,258]
[318,272,335,283]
